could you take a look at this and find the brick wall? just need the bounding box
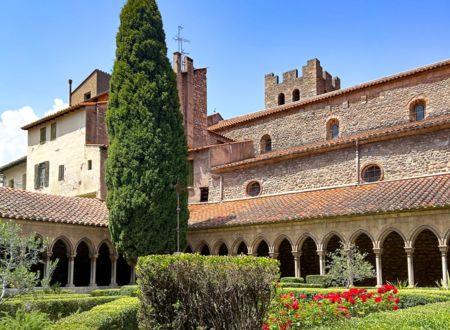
[219,67,450,156]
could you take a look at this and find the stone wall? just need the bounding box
[219,66,450,155]
[0,161,27,189]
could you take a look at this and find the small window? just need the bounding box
[246,181,261,197]
[8,179,14,188]
[412,102,425,121]
[58,165,65,181]
[0,175,4,187]
[84,92,91,101]
[40,127,47,144]
[278,93,285,105]
[22,174,26,189]
[34,162,49,189]
[187,160,194,187]
[362,164,382,183]
[50,123,57,140]
[327,119,339,140]
[260,134,272,153]
[87,160,92,170]
[292,89,300,102]
[200,187,209,202]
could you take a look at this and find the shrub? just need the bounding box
[280,277,305,283]
[0,307,51,330]
[306,275,332,287]
[0,296,117,320]
[320,301,450,329]
[137,254,279,330]
[52,297,139,330]
[90,289,122,297]
[279,283,322,288]
[119,285,139,297]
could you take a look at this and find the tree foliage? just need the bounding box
[106,0,188,261]
[0,221,50,304]
[326,243,375,288]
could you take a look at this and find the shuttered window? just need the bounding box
[58,165,64,181]
[40,127,47,144]
[50,123,57,140]
[34,161,49,189]
[22,174,26,189]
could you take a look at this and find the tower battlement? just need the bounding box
[264,58,340,109]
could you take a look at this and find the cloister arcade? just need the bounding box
[35,236,134,288]
[187,225,450,288]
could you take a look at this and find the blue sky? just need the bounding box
[1,0,449,164]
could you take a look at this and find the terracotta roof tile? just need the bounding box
[209,59,450,131]
[212,114,450,172]
[188,174,450,229]
[0,188,107,227]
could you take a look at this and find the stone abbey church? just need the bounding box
[1,52,450,288]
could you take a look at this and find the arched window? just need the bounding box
[292,89,300,102]
[410,100,426,121]
[260,134,272,153]
[327,119,339,140]
[246,181,261,197]
[278,93,285,105]
[361,164,382,183]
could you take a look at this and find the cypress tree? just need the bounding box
[106,0,188,261]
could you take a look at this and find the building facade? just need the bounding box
[1,55,449,288]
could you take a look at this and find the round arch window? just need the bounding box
[361,164,382,183]
[246,181,261,197]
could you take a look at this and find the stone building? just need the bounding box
[1,54,450,288]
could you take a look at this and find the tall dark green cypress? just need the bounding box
[106,0,188,261]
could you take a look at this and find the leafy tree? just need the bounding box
[0,221,52,304]
[106,0,188,261]
[326,243,375,288]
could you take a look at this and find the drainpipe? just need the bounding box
[68,79,73,106]
[210,174,223,201]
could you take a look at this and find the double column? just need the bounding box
[439,246,449,288]
[67,254,75,287]
[89,253,98,287]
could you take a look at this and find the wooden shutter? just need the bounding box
[44,161,50,187]
[51,123,57,140]
[34,164,39,189]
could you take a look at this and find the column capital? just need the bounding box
[269,252,279,259]
[68,254,76,260]
[316,250,327,257]
[46,252,53,259]
[373,248,383,255]
[404,247,414,255]
[292,251,302,258]
[439,245,448,254]
[90,253,99,259]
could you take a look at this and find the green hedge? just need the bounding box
[280,277,305,283]
[305,275,332,287]
[0,296,117,320]
[90,286,139,297]
[52,297,139,330]
[90,289,122,297]
[320,301,450,329]
[137,254,279,330]
[279,282,321,288]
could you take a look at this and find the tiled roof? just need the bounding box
[0,156,27,172]
[209,59,450,131]
[0,188,107,227]
[212,114,450,172]
[189,173,450,229]
[21,102,95,130]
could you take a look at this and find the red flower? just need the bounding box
[291,301,299,310]
[299,293,307,299]
[360,294,367,302]
[375,296,382,303]
[262,323,270,330]
[313,294,324,301]
[392,305,398,310]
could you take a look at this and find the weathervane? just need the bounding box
[173,25,190,56]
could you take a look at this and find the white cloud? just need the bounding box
[44,98,69,116]
[0,98,69,166]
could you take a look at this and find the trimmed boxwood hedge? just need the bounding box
[279,282,321,288]
[90,285,139,297]
[52,297,139,330]
[305,275,332,287]
[319,301,450,329]
[280,277,305,283]
[0,296,117,320]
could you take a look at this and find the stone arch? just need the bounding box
[292,89,300,102]
[380,230,407,284]
[298,235,320,278]
[326,118,340,140]
[412,228,441,287]
[50,237,71,286]
[277,238,294,277]
[231,238,249,255]
[197,241,211,256]
[352,231,376,286]
[377,227,407,248]
[273,234,294,253]
[409,225,443,246]
[253,237,270,257]
[74,240,91,286]
[260,134,272,153]
[349,229,376,247]
[278,93,285,105]
[213,240,229,256]
[96,241,113,286]
[322,232,344,272]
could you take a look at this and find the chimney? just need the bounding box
[68,79,73,106]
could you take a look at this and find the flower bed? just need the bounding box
[264,284,400,329]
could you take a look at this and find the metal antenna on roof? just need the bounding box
[173,25,190,56]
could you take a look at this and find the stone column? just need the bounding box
[89,253,98,287]
[439,246,448,288]
[67,254,75,287]
[130,265,136,285]
[344,248,354,287]
[317,250,326,275]
[110,255,118,287]
[269,252,279,259]
[292,251,302,278]
[373,248,383,287]
[405,247,414,288]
